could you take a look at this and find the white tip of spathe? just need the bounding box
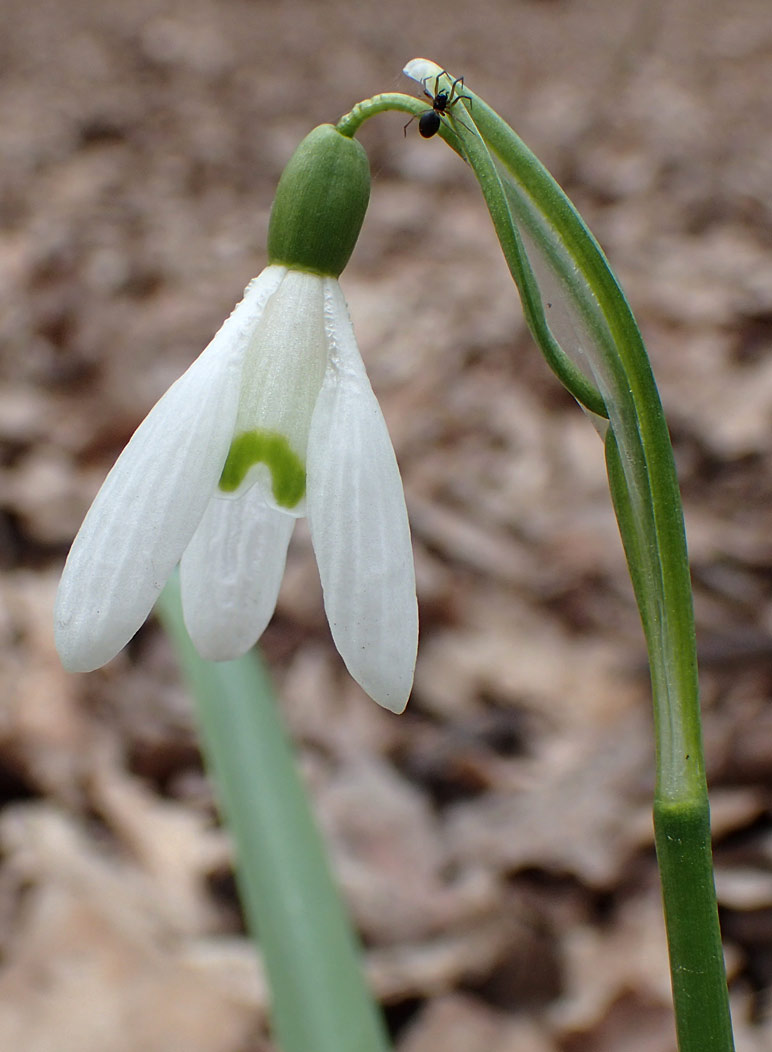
[403,58,444,87]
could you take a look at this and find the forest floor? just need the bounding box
[1,0,772,1048]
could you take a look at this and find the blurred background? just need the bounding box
[1,0,771,1048]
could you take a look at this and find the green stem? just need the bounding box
[336,92,427,137]
[655,801,735,1052]
[421,65,734,1050]
[606,429,731,1051]
[157,579,391,1052]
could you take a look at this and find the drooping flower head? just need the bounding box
[55,124,418,712]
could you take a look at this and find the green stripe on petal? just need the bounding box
[219,429,306,509]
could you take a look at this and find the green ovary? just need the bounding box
[218,429,306,508]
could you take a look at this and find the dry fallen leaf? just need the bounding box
[0,805,262,1052]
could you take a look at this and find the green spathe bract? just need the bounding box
[219,428,306,509]
[268,124,370,278]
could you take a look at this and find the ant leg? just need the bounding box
[403,114,417,136]
[448,77,473,110]
[421,73,438,103]
[433,71,453,97]
[447,76,463,104]
[452,115,475,135]
[445,100,475,135]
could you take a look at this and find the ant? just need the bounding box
[403,71,472,139]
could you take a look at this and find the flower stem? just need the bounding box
[424,65,734,1051]
[336,93,428,137]
[655,799,736,1051]
[606,430,732,1051]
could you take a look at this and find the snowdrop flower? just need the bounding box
[55,125,418,712]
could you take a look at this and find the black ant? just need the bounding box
[403,72,472,139]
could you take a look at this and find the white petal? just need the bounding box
[54,265,286,672]
[403,58,444,88]
[306,280,417,713]
[180,488,295,660]
[228,269,328,515]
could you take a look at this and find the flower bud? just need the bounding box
[267,124,370,278]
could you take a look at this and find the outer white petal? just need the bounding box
[180,488,295,660]
[306,280,417,713]
[54,265,286,672]
[403,58,445,89]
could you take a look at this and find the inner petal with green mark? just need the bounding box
[219,429,306,509]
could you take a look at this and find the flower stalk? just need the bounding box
[336,93,428,138]
[398,58,733,1051]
